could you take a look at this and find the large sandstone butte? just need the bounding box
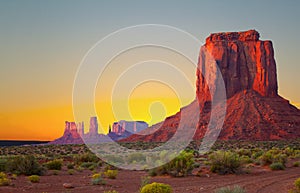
[124,30,300,142]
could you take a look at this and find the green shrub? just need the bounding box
[209,151,241,175]
[295,150,300,158]
[165,151,194,177]
[269,162,285,170]
[214,185,246,193]
[149,151,194,177]
[45,159,62,170]
[251,150,263,159]
[104,191,118,193]
[103,155,124,165]
[295,178,300,190]
[6,155,44,175]
[237,149,251,157]
[127,153,146,163]
[75,166,84,172]
[74,153,99,164]
[259,149,287,165]
[89,164,97,171]
[52,170,59,175]
[68,169,75,175]
[139,176,151,192]
[140,182,172,193]
[259,151,273,165]
[92,173,101,179]
[272,153,287,165]
[80,162,98,171]
[28,175,40,183]
[293,161,300,167]
[104,169,118,179]
[0,172,10,186]
[283,147,295,157]
[67,163,74,169]
[12,174,17,179]
[148,168,158,177]
[240,155,252,164]
[97,160,103,167]
[289,178,300,193]
[91,173,106,185]
[0,158,8,172]
[92,177,106,185]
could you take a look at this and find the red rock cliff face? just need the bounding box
[122,30,300,142]
[197,30,278,102]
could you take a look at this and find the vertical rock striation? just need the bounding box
[197,29,278,102]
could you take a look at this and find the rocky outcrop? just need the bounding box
[123,30,300,142]
[50,118,149,144]
[108,121,148,141]
[108,130,133,141]
[205,30,260,42]
[194,90,300,140]
[49,121,84,144]
[111,121,148,135]
[88,117,98,135]
[50,118,110,145]
[77,122,84,136]
[83,117,112,144]
[197,29,277,102]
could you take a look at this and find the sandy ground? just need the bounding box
[0,166,299,193]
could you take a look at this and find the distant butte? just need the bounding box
[124,29,300,142]
[49,118,149,144]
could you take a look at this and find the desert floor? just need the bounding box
[0,166,299,193]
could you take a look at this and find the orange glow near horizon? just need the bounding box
[1,1,300,141]
[0,46,197,141]
[0,105,74,141]
[95,81,185,134]
[1,98,299,141]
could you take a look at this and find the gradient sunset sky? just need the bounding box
[1,0,300,140]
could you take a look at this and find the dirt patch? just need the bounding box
[0,167,299,193]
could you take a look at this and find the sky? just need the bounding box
[0,0,299,140]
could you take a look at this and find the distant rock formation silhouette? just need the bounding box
[50,118,148,144]
[88,117,98,135]
[108,120,148,141]
[111,120,148,134]
[124,29,300,142]
[49,121,84,144]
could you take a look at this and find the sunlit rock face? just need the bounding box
[197,29,278,102]
[123,30,300,142]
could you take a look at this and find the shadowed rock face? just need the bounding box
[123,30,300,142]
